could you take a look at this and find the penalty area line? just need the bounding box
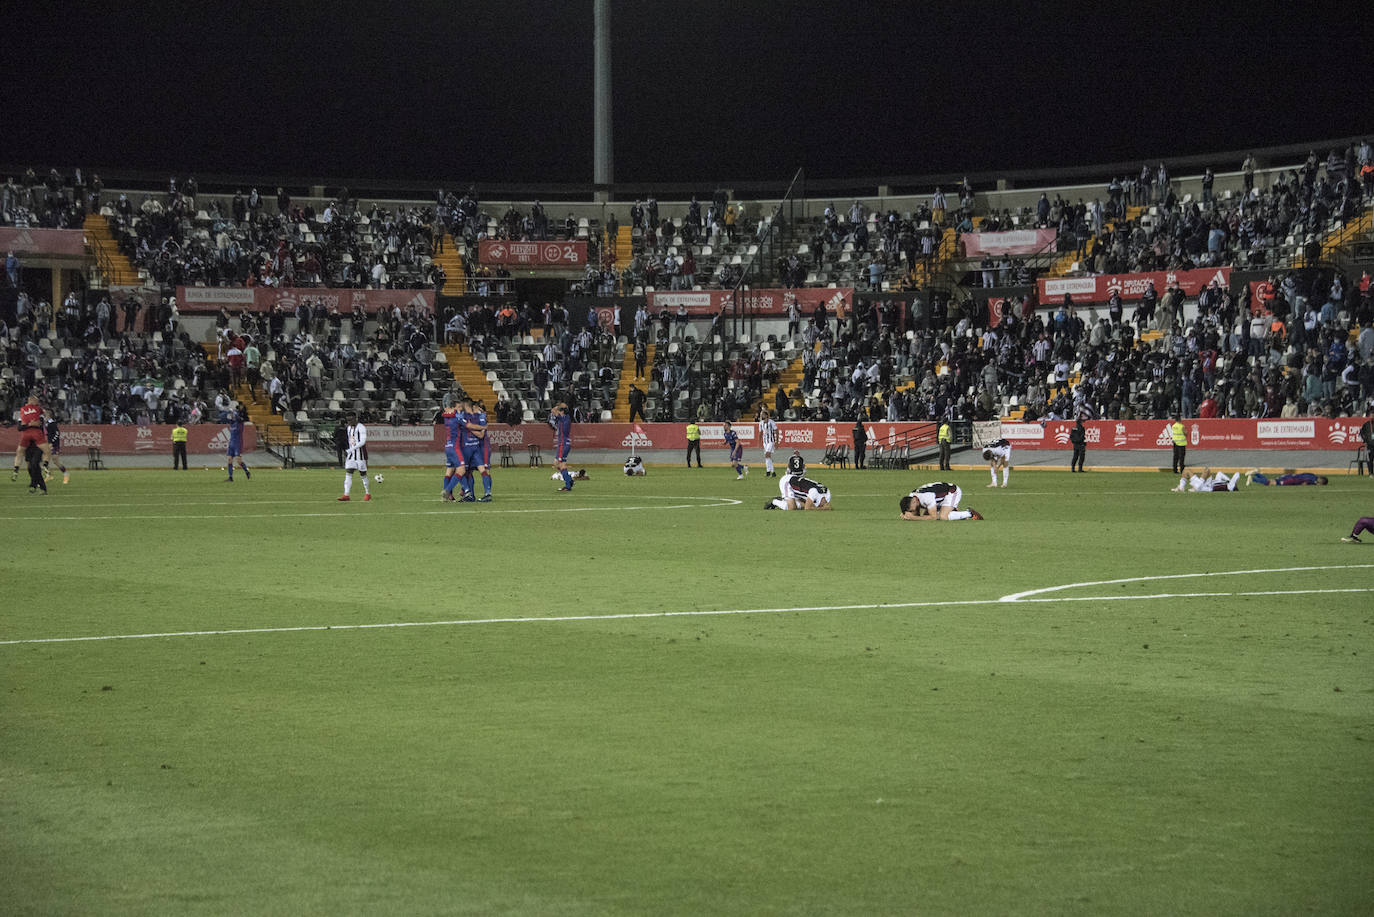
[2,584,1370,646]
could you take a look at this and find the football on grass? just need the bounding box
[374,474,384,483]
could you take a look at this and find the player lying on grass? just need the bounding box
[1341,517,1374,543]
[552,469,591,481]
[764,453,831,510]
[898,481,982,520]
[1172,467,1240,492]
[1245,470,1329,486]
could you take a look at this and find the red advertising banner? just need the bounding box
[1038,267,1231,305]
[0,227,87,257]
[334,421,936,455]
[998,418,1369,451]
[0,423,257,456]
[176,286,435,314]
[477,240,587,267]
[961,229,1057,257]
[986,296,1036,329]
[648,287,853,317]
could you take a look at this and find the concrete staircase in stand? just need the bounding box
[440,344,500,406]
[83,213,142,286]
[740,345,809,421]
[434,233,467,294]
[611,340,655,421]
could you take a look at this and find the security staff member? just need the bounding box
[937,421,952,470]
[852,420,868,469]
[171,421,189,470]
[1170,414,1186,474]
[1069,417,1087,472]
[685,420,702,467]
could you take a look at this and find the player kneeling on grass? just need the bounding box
[764,452,831,510]
[1245,470,1329,486]
[623,456,645,476]
[982,438,1012,488]
[899,481,982,521]
[1172,467,1239,493]
[338,411,371,502]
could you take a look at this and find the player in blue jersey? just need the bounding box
[462,397,493,502]
[224,405,251,482]
[550,402,574,491]
[722,421,748,479]
[441,404,463,502]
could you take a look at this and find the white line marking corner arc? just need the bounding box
[998,564,1374,603]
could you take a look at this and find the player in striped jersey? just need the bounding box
[899,481,982,521]
[764,452,831,510]
[338,411,371,501]
[1171,467,1240,493]
[758,408,779,476]
[982,438,1012,488]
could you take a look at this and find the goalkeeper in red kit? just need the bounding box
[11,394,51,481]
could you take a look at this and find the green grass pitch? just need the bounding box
[2,463,1372,915]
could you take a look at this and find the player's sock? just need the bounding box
[1001,468,1009,487]
[990,468,997,485]
[463,472,474,495]
[343,472,352,496]
[561,469,572,488]
[481,472,491,496]
[227,462,233,480]
[243,464,251,480]
[948,509,973,520]
[443,472,455,494]
[361,475,370,495]
[765,457,774,474]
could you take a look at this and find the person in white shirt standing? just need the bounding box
[339,411,372,502]
[758,408,779,477]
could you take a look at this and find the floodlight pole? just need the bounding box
[593,0,612,200]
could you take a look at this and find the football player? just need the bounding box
[982,437,1012,488]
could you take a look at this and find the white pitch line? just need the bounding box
[0,496,743,522]
[999,564,1374,602]
[3,584,1370,647]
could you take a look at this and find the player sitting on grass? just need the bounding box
[1341,517,1374,543]
[1172,467,1240,492]
[1245,470,1329,486]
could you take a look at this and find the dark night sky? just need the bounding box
[9,1,1372,186]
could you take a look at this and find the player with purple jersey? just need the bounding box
[462,398,492,502]
[550,402,574,491]
[722,421,748,479]
[441,406,463,502]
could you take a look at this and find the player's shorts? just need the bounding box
[730,446,744,462]
[806,487,831,506]
[762,438,776,454]
[18,428,47,448]
[986,445,1011,463]
[462,442,487,468]
[345,457,368,473]
[444,445,461,467]
[556,442,571,462]
[226,440,242,458]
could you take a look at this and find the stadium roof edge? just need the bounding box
[2,134,1365,201]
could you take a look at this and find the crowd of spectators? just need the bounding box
[0,169,101,229]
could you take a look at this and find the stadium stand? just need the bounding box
[3,140,1372,442]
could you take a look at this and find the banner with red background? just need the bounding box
[1038,267,1231,305]
[0,424,257,455]
[998,418,1368,451]
[176,286,435,314]
[477,240,587,267]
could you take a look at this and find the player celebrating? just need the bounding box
[1172,467,1240,493]
[982,437,1012,488]
[43,412,70,484]
[550,402,575,491]
[463,397,493,502]
[11,394,51,481]
[758,408,779,476]
[723,421,748,479]
[338,410,371,501]
[440,402,463,502]
[899,481,979,521]
[765,452,831,510]
[224,405,252,482]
